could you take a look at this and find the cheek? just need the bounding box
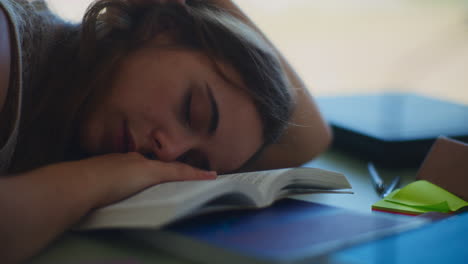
[109,77,174,118]
[213,108,263,172]
[78,110,102,154]
[104,84,154,124]
[216,127,263,173]
[77,97,119,154]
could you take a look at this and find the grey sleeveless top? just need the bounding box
[0,0,59,174]
[0,0,23,174]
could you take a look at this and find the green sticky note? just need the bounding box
[383,180,468,213]
[372,191,433,216]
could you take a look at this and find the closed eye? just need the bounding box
[206,83,219,136]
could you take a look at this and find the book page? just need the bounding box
[104,180,226,208]
[218,168,351,204]
[77,168,350,230]
[217,169,292,203]
[218,169,289,191]
[77,179,262,229]
[77,180,244,229]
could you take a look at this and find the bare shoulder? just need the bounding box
[0,5,12,114]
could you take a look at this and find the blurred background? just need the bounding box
[46,0,468,104]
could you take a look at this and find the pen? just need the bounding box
[381,175,401,197]
[368,162,384,194]
[367,162,400,198]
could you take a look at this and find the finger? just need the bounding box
[156,162,217,183]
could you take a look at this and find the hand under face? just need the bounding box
[64,152,216,208]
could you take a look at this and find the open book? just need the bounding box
[76,167,351,230]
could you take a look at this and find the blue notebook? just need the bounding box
[126,199,426,264]
[317,93,468,168]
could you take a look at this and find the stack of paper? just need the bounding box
[372,180,468,216]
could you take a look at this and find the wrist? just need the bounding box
[38,161,101,217]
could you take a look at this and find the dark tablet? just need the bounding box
[316,93,468,168]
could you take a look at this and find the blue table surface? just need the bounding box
[329,211,468,264]
[30,150,466,264]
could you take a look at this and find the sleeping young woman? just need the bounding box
[0,0,331,262]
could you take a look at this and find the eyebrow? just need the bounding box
[206,84,219,135]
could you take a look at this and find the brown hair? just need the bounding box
[10,0,292,172]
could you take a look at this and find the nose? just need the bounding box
[149,129,198,162]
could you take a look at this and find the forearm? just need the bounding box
[0,153,217,263]
[0,163,97,263]
[214,0,332,169]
